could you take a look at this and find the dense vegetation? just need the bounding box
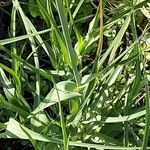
[0,0,150,149]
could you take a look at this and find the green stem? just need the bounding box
[53,78,68,150]
[142,53,150,150]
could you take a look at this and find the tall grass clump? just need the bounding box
[0,0,150,149]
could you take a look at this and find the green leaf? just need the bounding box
[5,118,59,142]
[28,0,41,17]
[0,28,51,45]
[55,0,81,86]
[82,110,146,124]
[31,81,81,115]
[0,94,29,117]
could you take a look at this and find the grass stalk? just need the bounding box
[55,0,81,86]
[142,51,150,149]
[53,79,69,150]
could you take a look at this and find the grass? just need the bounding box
[0,0,150,149]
